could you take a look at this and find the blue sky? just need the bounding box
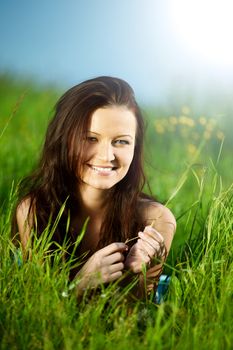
[1,0,233,104]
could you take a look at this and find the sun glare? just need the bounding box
[169,0,233,69]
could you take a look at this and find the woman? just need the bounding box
[13,76,176,299]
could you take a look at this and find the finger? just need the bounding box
[147,284,154,292]
[109,262,124,274]
[106,271,123,282]
[124,248,149,269]
[103,252,125,265]
[141,231,165,254]
[143,226,164,244]
[138,232,161,251]
[130,260,150,273]
[130,243,151,263]
[101,242,128,256]
[137,238,155,258]
[138,235,166,260]
[129,264,141,274]
[134,241,153,261]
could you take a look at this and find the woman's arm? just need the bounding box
[125,202,176,298]
[16,197,33,257]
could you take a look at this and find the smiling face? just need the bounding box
[79,106,137,192]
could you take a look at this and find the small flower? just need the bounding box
[179,116,195,127]
[216,131,224,140]
[179,115,187,125]
[199,116,207,125]
[187,144,197,154]
[155,123,165,134]
[206,122,215,132]
[186,118,195,127]
[203,131,211,140]
[181,105,191,115]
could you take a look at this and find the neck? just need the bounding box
[77,184,110,218]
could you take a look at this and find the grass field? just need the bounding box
[0,75,232,349]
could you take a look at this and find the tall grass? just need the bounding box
[0,76,232,349]
[1,173,232,349]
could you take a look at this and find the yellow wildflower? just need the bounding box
[216,131,224,140]
[155,123,165,134]
[186,118,195,127]
[179,115,187,125]
[203,131,211,140]
[181,105,191,115]
[199,116,207,125]
[206,122,215,132]
[179,115,195,127]
[187,144,197,154]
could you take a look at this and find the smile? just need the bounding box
[87,164,117,175]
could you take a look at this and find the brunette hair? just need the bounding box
[12,76,153,250]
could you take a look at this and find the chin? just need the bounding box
[88,180,118,190]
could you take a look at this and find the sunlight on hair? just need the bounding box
[169,0,233,69]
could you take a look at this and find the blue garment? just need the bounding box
[154,274,171,304]
[12,249,23,266]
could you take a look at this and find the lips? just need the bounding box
[87,164,117,175]
[91,166,113,172]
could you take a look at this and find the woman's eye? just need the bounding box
[113,140,130,145]
[87,136,98,143]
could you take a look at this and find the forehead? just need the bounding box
[89,106,137,136]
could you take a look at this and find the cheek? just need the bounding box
[120,148,135,166]
[82,144,95,162]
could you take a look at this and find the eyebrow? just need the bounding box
[87,131,134,139]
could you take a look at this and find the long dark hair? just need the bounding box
[12,76,154,250]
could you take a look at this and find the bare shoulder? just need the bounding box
[145,201,176,229]
[16,197,34,248]
[139,199,176,237]
[16,197,33,222]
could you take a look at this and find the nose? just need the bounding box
[97,141,115,162]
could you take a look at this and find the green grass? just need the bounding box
[0,76,233,349]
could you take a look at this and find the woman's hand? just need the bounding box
[75,242,128,295]
[124,226,165,274]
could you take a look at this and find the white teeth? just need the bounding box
[91,166,113,172]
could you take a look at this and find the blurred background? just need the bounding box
[0,0,232,252]
[1,0,233,104]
